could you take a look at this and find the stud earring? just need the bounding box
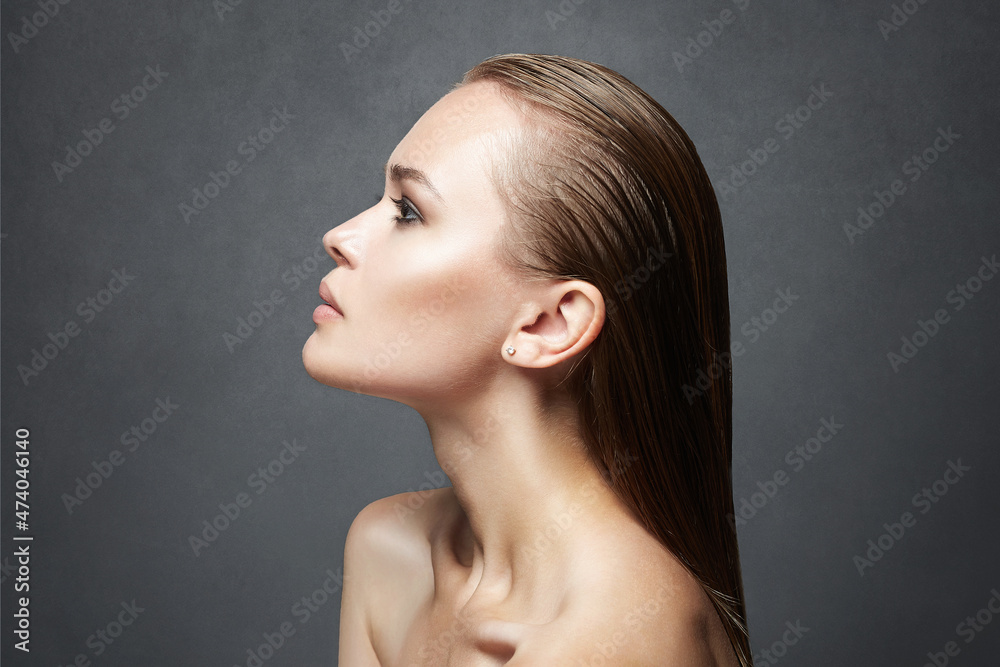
[505,346,516,356]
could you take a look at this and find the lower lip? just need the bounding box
[313,304,343,323]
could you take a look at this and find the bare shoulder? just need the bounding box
[345,487,451,556]
[515,529,740,666]
[343,486,455,598]
[339,488,454,665]
[339,491,741,665]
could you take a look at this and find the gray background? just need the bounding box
[2,0,998,665]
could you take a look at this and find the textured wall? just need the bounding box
[2,1,998,665]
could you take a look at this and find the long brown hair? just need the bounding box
[458,54,750,664]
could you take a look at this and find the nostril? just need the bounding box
[330,247,348,267]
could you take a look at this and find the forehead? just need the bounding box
[388,81,524,189]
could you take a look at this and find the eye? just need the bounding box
[389,195,423,226]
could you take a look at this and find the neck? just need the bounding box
[412,374,629,600]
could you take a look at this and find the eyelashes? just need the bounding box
[390,196,422,226]
[374,193,423,226]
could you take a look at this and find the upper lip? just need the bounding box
[318,282,343,315]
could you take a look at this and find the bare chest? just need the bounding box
[392,607,513,667]
[376,564,526,667]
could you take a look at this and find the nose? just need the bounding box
[323,225,352,269]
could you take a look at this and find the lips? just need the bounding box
[318,282,343,316]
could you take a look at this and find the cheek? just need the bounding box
[370,263,484,352]
[357,257,508,392]
[303,223,513,397]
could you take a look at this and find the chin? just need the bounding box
[301,334,335,385]
[302,334,368,395]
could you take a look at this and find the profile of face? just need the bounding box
[302,82,545,408]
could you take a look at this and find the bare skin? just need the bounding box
[303,81,739,666]
[340,486,738,666]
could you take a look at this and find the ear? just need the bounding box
[503,280,605,368]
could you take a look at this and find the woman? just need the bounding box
[303,54,750,666]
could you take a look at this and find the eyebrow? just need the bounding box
[383,161,445,204]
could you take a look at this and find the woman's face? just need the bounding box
[302,81,526,406]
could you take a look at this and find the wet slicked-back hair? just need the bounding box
[458,54,750,665]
